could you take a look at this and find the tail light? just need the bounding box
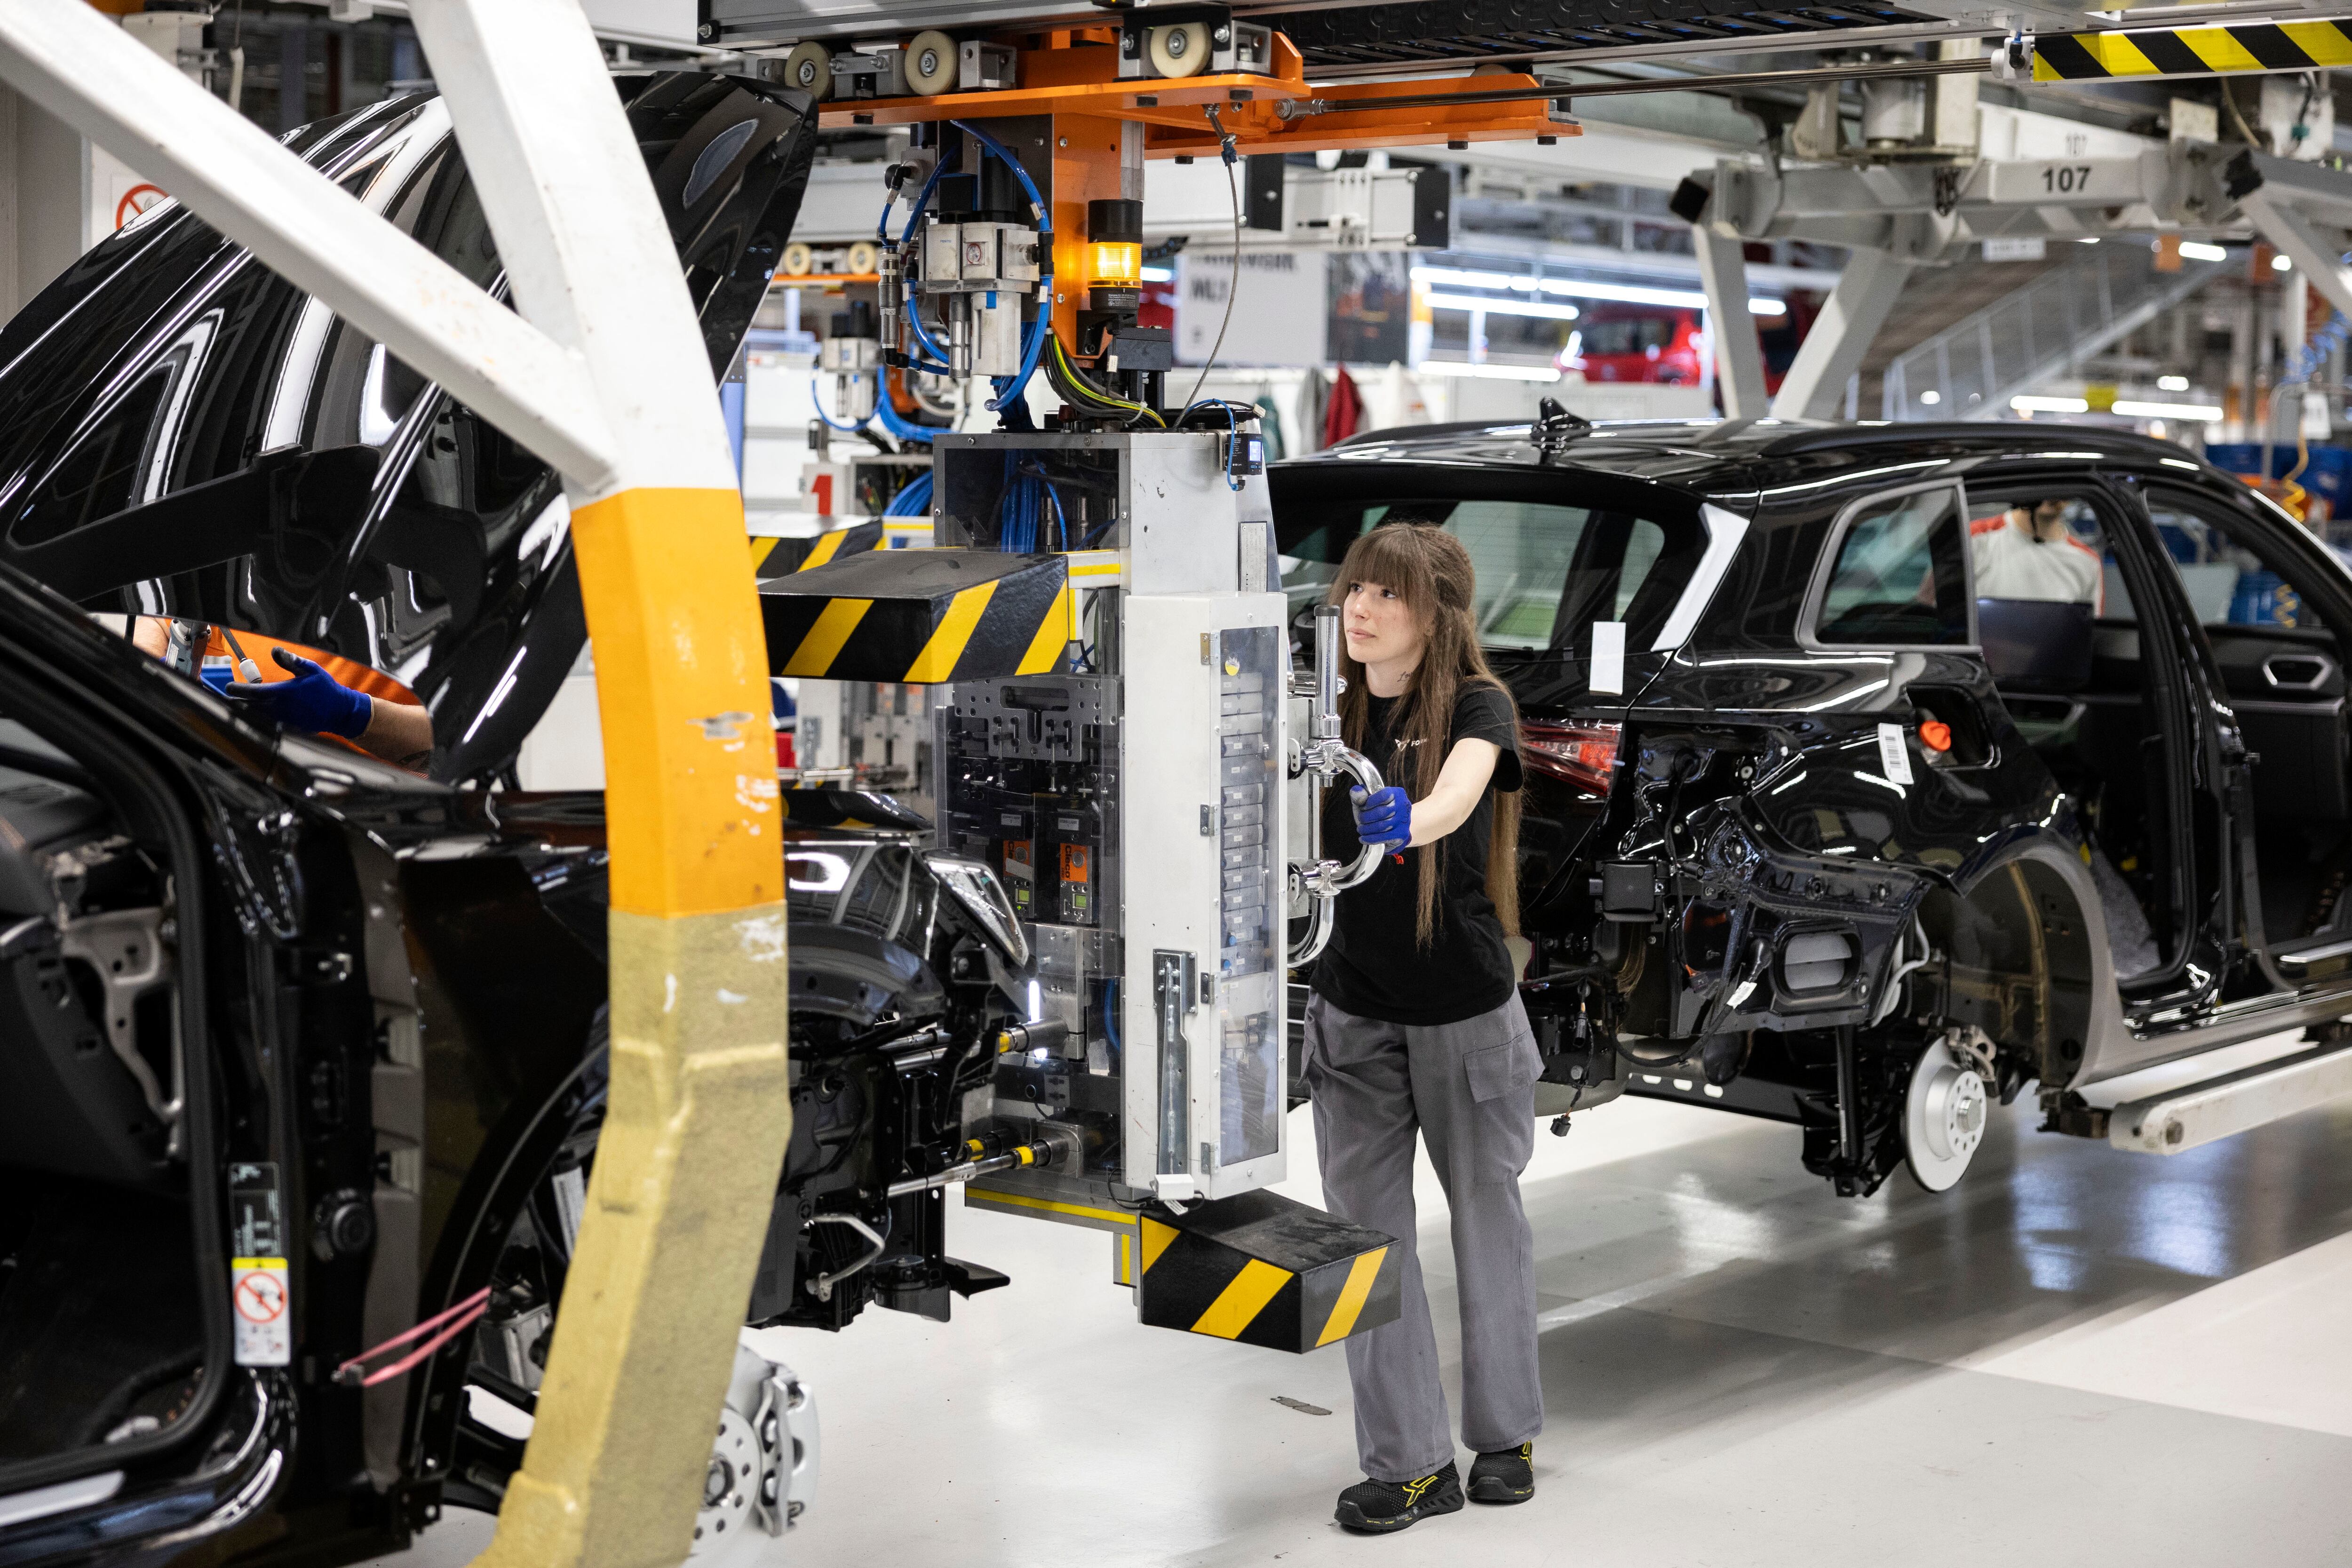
[1521,719,1620,794]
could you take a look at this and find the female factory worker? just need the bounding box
[1307,520,1541,1535]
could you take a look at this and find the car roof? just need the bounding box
[1280,417,2219,490]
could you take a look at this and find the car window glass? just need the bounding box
[1966,496,2112,614]
[2140,489,2326,629]
[1574,317,1673,358]
[1815,486,1968,645]
[1276,495,1694,652]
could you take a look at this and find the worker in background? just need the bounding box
[1306,520,1540,1535]
[130,618,435,770]
[1971,497,2103,607]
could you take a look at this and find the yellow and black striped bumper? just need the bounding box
[1136,1190,1401,1353]
[2034,22,2352,80]
[758,547,1072,683]
[748,517,933,578]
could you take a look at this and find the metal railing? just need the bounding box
[1880,245,2228,421]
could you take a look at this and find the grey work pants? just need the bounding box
[1303,990,1544,1481]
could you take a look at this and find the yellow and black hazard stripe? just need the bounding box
[2034,21,2352,81]
[748,519,887,579]
[758,547,1073,684]
[1135,1192,1401,1353]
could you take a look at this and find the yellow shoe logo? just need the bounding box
[1400,1474,1437,1504]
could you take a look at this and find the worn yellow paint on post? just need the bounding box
[564,486,785,916]
[475,482,793,1568]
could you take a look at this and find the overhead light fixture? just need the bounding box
[2113,398,2225,420]
[1414,360,1565,381]
[1141,265,1174,283]
[2157,374,2190,391]
[1426,292,1580,321]
[1920,390,1942,405]
[2012,395,2091,414]
[1412,265,1783,317]
[2178,240,2228,262]
[2274,253,2295,271]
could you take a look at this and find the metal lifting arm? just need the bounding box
[1289,605,1384,967]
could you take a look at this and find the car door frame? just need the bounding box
[1951,472,2229,1020]
[2111,467,2352,1001]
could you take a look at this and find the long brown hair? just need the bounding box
[1328,521,1522,947]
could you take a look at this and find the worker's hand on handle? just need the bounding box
[221,646,375,739]
[1351,784,1414,852]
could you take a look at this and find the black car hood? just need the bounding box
[0,72,817,784]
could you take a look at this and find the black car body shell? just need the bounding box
[1275,418,2352,1132]
[0,74,1019,1568]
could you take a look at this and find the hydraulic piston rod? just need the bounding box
[885,1121,1083,1197]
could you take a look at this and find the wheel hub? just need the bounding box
[1903,1033,1990,1192]
[689,1406,761,1560]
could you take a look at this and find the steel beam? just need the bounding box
[2109,1041,2352,1154]
[1692,226,1766,419]
[1769,247,1911,421]
[2234,187,2352,326]
[0,1,618,491]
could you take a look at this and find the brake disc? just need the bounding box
[1904,1030,1990,1193]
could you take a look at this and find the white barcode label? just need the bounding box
[1590,621,1626,695]
[1875,722,1914,786]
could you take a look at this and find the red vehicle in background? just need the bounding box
[1559,296,1820,393]
[1561,303,1706,384]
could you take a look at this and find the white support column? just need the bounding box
[1770,247,1912,421]
[0,0,618,489]
[1693,227,1767,418]
[405,0,736,504]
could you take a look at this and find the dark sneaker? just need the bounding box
[1467,1443,1535,1504]
[1334,1462,1464,1533]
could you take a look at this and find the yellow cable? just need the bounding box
[1049,335,1164,427]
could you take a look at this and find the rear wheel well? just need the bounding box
[1922,858,2094,1085]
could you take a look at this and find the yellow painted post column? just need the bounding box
[397,5,798,1565]
[473,488,792,1568]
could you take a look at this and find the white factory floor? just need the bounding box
[374,1030,2352,1568]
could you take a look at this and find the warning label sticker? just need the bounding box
[231,1257,291,1367]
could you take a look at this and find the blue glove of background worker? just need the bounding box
[220,646,374,739]
[1350,784,1413,852]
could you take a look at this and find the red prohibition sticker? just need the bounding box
[231,1257,292,1366]
[235,1270,286,1323]
[115,183,167,230]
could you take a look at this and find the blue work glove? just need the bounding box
[223,646,374,739]
[1350,785,1413,852]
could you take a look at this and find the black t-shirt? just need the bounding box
[1310,682,1524,1026]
